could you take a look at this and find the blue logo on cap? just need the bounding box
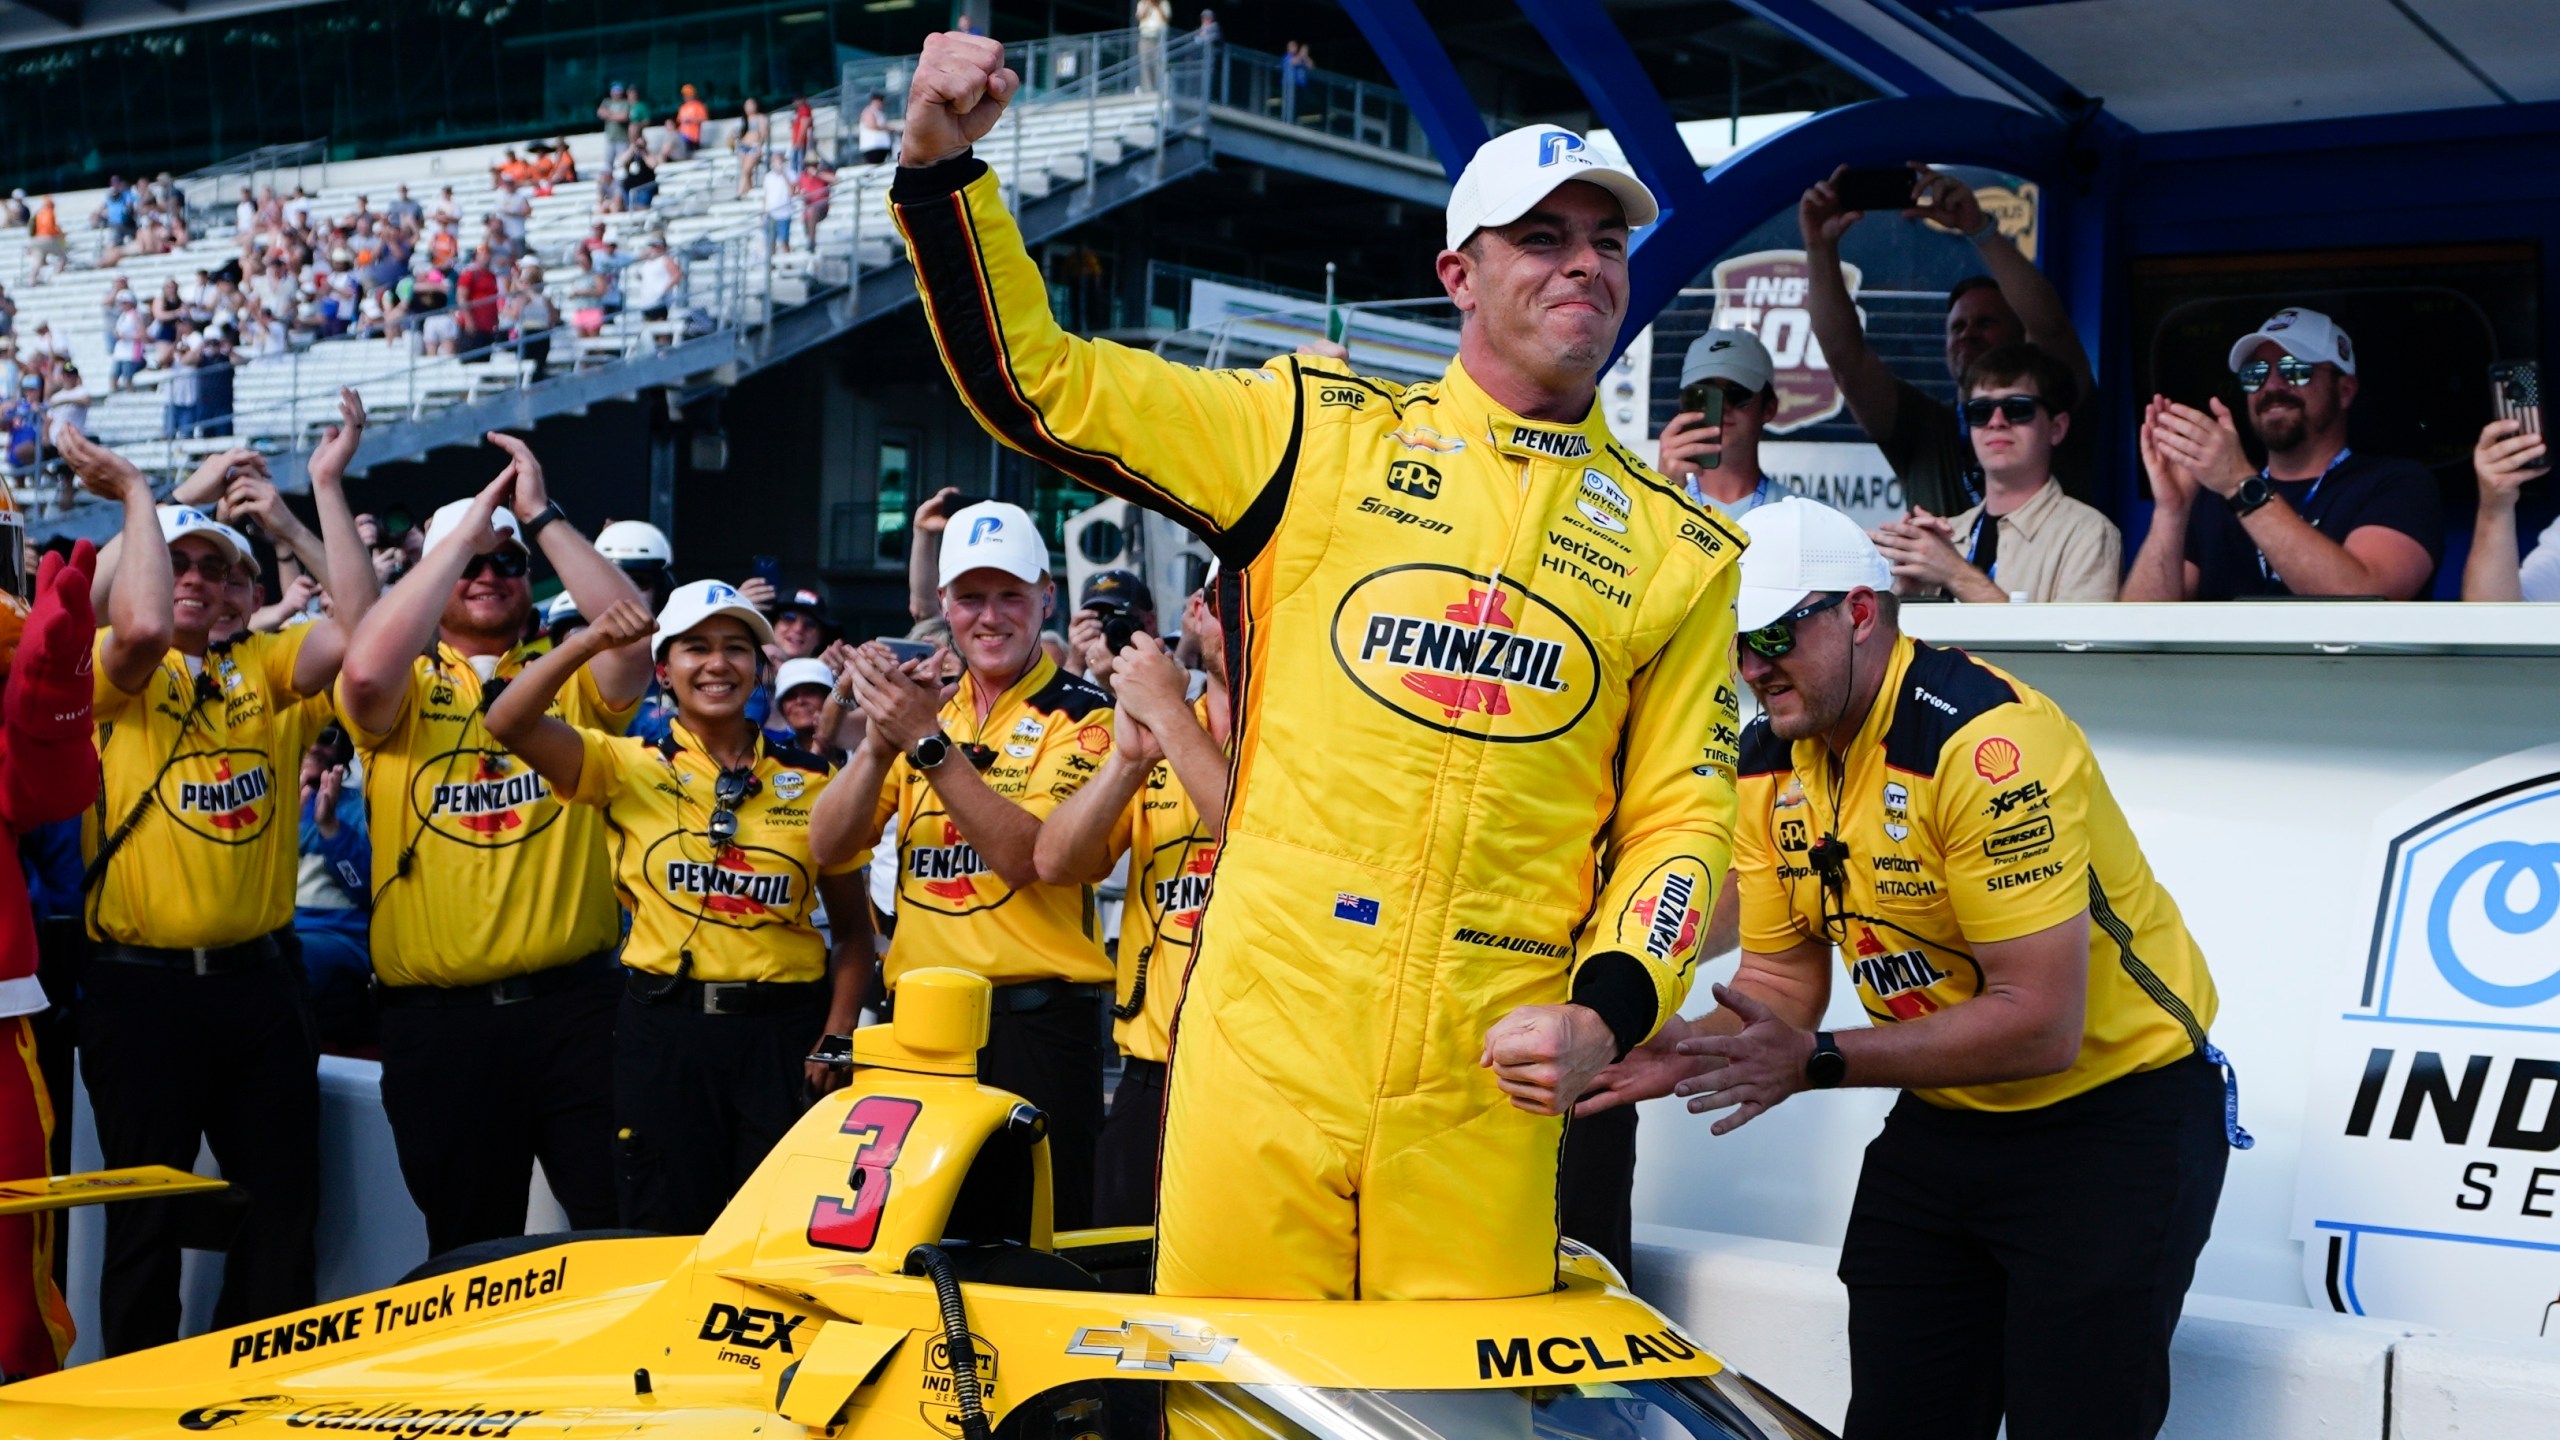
[1538,132,1584,167]
[705,583,739,605]
[968,516,1003,544]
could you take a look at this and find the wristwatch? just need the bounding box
[520,499,568,541]
[1805,1031,1848,1090]
[911,732,952,770]
[2230,474,2276,518]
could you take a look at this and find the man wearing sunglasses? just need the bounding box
[1585,498,2238,1440]
[818,499,1119,1232]
[337,437,653,1265]
[895,34,1744,1308]
[1872,343,2121,603]
[61,417,375,1355]
[2123,307,2440,601]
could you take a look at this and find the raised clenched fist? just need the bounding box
[903,32,1020,169]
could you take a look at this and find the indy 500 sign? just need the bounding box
[2292,743,2560,1335]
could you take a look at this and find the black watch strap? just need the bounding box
[2229,474,2275,518]
[1805,1030,1848,1090]
[521,499,568,541]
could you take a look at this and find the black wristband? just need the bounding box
[520,499,567,541]
[891,152,987,204]
[1571,951,1660,1061]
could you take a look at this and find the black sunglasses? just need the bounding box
[2237,356,2318,392]
[1741,592,1848,660]
[706,766,757,850]
[461,548,530,581]
[171,551,234,582]
[1960,394,2045,427]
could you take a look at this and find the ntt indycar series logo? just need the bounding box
[1331,565,1601,743]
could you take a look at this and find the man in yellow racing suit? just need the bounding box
[894,33,1744,1301]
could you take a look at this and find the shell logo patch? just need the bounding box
[1973,737,2021,783]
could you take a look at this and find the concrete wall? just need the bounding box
[1630,1223,2560,1440]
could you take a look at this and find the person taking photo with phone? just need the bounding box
[2459,402,2554,601]
[813,498,1118,1230]
[1033,578,1229,1225]
[336,434,651,1262]
[1659,328,1788,520]
[487,583,874,1232]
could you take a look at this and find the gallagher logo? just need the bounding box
[179,1395,298,1431]
[643,835,808,929]
[905,817,995,913]
[168,751,274,841]
[1330,565,1599,743]
[412,749,562,848]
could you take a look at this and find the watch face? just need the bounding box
[1807,1040,1848,1089]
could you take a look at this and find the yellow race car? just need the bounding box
[0,970,1834,1440]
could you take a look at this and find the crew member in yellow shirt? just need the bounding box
[487,584,872,1233]
[335,441,651,1260]
[818,500,1116,1230]
[58,421,374,1357]
[1035,581,1229,1224]
[1584,500,2241,1440]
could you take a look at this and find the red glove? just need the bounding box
[7,540,98,744]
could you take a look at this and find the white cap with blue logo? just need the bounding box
[936,500,1051,589]
[1445,124,1660,251]
[652,578,777,657]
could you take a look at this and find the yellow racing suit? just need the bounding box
[895,155,1744,1301]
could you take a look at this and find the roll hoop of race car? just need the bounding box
[0,970,1833,1440]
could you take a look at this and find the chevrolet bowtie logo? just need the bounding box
[1065,1321,1236,1372]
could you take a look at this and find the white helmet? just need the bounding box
[594,519,672,569]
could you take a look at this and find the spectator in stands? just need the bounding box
[1282,41,1314,120]
[1801,163,2097,517]
[95,177,139,248]
[457,246,504,351]
[195,327,236,438]
[626,88,656,153]
[1873,342,2120,603]
[768,658,838,756]
[44,365,90,447]
[283,186,312,233]
[148,279,186,367]
[734,98,771,199]
[296,727,375,1055]
[661,84,708,163]
[788,96,816,175]
[797,158,835,252]
[773,587,829,660]
[413,268,457,356]
[626,239,681,323]
[619,145,658,212]
[242,303,288,359]
[428,219,460,268]
[252,254,297,318]
[24,198,65,284]
[428,185,460,228]
[386,184,423,233]
[1138,0,1171,91]
[162,335,200,441]
[857,92,894,166]
[2122,307,2440,602]
[109,293,146,391]
[1199,9,1219,44]
[493,176,532,258]
[598,83,633,159]
[503,261,558,381]
[1659,328,1786,520]
[1,190,25,227]
[0,284,14,341]
[3,376,39,470]
[763,161,796,254]
[2460,416,2554,601]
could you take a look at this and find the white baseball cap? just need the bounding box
[937,500,1050,589]
[1445,124,1659,251]
[1734,498,1891,631]
[652,578,776,657]
[159,505,253,571]
[421,496,525,557]
[773,656,835,698]
[541,591,583,628]
[2227,306,2355,376]
[1680,328,1775,396]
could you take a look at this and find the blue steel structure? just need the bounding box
[1336,0,2560,543]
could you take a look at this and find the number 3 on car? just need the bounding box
[808,1096,923,1252]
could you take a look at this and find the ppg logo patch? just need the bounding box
[1537,132,1584,166]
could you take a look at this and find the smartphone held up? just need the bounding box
[2490,360,2549,478]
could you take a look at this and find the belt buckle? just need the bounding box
[491,978,532,1007]
[703,983,747,1016]
[191,947,216,977]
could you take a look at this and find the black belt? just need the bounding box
[625,971,829,1016]
[992,979,1111,1014]
[377,952,615,1009]
[93,932,282,977]
[1119,1057,1166,1085]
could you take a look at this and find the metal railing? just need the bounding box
[1209,42,1435,161]
[180,139,331,239]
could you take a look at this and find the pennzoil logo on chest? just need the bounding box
[1330,564,1600,743]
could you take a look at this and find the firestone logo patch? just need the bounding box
[1329,565,1600,744]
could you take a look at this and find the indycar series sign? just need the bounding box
[2291,742,2560,1335]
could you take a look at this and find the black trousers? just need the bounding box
[1559,1102,1638,1281]
[79,948,318,1356]
[1838,1053,2230,1440]
[1091,1056,1165,1228]
[977,991,1106,1234]
[613,989,825,1235]
[377,968,619,1259]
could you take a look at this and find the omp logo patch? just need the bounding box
[1330,565,1600,743]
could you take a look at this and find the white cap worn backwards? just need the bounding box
[1734,497,1892,631]
[1445,124,1659,252]
[937,500,1050,589]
